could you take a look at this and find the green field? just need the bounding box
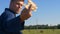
[22,29,60,34]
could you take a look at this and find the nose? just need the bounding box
[18,5,22,9]
[18,5,20,8]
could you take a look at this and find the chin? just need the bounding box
[16,11,20,14]
[16,12,19,14]
[15,10,20,14]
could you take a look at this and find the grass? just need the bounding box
[22,29,60,34]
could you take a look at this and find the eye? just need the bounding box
[20,4,23,6]
[16,3,23,6]
[16,3,20,5]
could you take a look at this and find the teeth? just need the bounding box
[23,0,38,12]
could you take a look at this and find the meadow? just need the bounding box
[22,29,60,34]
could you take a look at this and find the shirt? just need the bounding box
[0,8,25,34]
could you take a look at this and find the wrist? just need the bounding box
[20,16,24,23]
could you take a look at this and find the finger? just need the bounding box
[28,4,32,10]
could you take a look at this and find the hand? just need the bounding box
[20,5,32,21]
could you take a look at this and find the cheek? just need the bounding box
[15,5,19,8]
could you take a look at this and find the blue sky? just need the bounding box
[0,0,60,26]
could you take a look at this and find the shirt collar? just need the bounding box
[5,8,16,14]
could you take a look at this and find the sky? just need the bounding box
[0,0,60,26]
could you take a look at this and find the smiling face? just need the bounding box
[9,0,24,14]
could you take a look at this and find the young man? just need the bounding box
[0,0,32,34]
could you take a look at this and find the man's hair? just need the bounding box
[11,0,24,2]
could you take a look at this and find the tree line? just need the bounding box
[24,24,60,29]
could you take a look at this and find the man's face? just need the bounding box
[11,0,24,14]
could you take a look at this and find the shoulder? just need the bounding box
[1,9,15,20]
[1,11,14,18]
